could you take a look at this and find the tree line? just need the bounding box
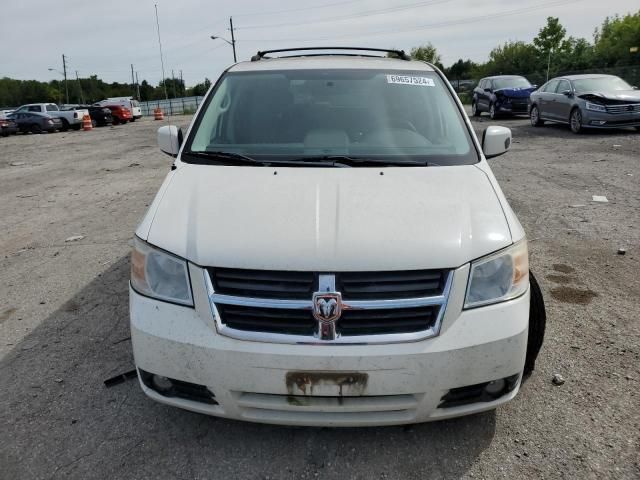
[414,11,640,86]
[1,10,638,107]
[0,75,213,108]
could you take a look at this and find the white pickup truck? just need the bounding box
[13,103,89,131]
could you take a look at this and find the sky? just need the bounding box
[0,0,637,87]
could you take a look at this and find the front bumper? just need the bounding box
[496,99,529,114]
[1,126,18,135]
[583,110,640,128]
[130,264,529,426]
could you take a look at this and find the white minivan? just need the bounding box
[98,97,142,120]
[130,47,545,426]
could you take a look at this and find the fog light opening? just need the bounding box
[590,120,606,126]
[138,369,218,405]
[151,375,173,392]
[484,378,506,397]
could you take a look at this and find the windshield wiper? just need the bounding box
[182,151,352,167]
[183,150,269,166]
[183,151,431,168]
[293,155,431,167]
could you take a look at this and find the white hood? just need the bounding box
[141,164,512,271]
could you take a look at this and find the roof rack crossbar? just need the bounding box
[251,47,411,62]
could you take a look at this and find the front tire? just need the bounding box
[524,272,546,375]
[489,102,498,120]
[530,105,544,127]
[471,101,481,117]
[60,119,69,132]
[570,108,583,134]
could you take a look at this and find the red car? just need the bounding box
[103,105,132,125]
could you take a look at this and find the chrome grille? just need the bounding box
[205,268,453,344]
[605,103,640,114]
[210,267,314,299]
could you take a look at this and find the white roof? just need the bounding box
[229,55,435,72]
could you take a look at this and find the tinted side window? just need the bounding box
[46,104,58,111]
[478,79,486,89]
[543,80,559,93]
[28,106,40,112]
[555,80,570,93]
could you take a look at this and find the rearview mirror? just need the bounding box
[157,125,183,157]
[482,126,511,159]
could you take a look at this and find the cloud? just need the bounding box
[0,0,637,86]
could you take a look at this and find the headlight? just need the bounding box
[585,102,606,112]
[131,236,193,306]
[464,240,529,309]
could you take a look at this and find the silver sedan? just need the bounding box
[528,74,640,133]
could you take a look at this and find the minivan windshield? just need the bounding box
[573,76,632,93]
[184,69,477,166]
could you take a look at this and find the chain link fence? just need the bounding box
[139,96,205,116]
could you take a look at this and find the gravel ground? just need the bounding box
[0,113,638,480]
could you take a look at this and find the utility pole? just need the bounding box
[546,49,552,83]
[62,54,69,105]
[229,16,237,62]
[154,3,169,102]
[131,64,136,98]
[180,70,183,96]
[75,71,85,104]
[171,69,177,98]
[135,71,141,100]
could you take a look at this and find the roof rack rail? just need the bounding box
[250,47,411,62]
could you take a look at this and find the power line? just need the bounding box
[242,0,580,43]
[236,0,451,30]
[233,0,366,18]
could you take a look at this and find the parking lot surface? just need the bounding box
[0,115,638,479]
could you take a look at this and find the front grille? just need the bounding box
[605,103,640,114]
[337,270,445,300]
[339,306,439,335]
[206,268,452,343]
[210,267,315,299]
[209,268,446,301]
[217,304,315,335]
[216,304,439,337]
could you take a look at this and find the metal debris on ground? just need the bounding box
[617,248,626,255]
[64,235,85,242]
[104,369,138,388]
[592,196,608,203]
[552,374,565,386]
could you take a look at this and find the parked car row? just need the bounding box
[472,74,640,133]
[0,96,143,137]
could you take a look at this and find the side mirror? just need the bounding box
[482,126,511,159]
[561,90,573,97]
[157,125,183,157]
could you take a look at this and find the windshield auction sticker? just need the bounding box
[386,75,435,86]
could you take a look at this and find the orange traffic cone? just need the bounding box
[154,108,164,120]
[82,114,93,131]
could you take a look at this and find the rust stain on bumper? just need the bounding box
[285,371,368,397]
